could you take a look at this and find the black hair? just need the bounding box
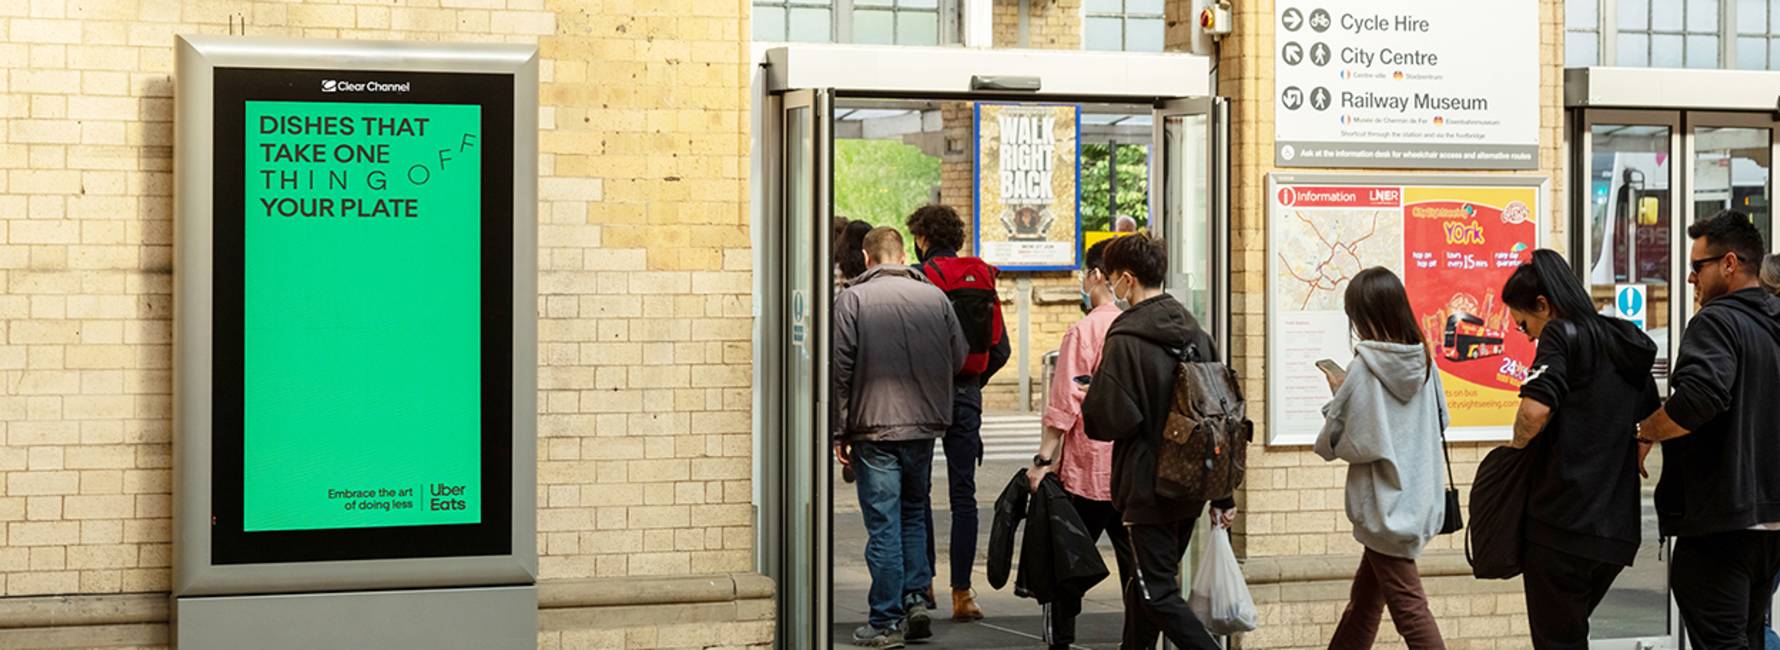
[1686,210,1766,276]
[834,219,872,280]
[1344,267,1425,347]
[1101,233,1168,287]
[1084,238,1113,274]
[1502,249,1596,320]
[905,204,966,253]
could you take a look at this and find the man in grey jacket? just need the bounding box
[833,226,968,648]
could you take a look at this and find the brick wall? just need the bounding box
[993,0,1084,49]
[0,0,765,646]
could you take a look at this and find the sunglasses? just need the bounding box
[1690,252,1747,274]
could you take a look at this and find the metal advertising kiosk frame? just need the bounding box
[172,35,538,649]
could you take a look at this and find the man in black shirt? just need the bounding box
[1637,211,1780,649]
[1081,234,1233,650]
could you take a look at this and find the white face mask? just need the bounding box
[1111,273,1133,310]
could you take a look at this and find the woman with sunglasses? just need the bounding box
[1501,249,1661,649]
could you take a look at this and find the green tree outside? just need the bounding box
[834,138,940,259]
[1080,143,1150,232]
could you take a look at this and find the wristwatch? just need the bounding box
[1032,454,1053,467]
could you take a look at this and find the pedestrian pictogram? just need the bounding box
[1310,87,1331,111]
[1310,42,1331,66]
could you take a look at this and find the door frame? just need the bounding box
[764,97,1228,650]
[1567,104,1780,650]
[760,42,1228,649]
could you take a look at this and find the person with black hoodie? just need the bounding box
[1500,250,1660,649]
[1636,210,1780,649]
[1081,233,1234,650]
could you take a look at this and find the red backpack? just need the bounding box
[921,256,1005,377]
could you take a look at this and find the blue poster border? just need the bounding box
[973,102,1083,272]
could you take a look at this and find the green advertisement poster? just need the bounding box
[242,100,483,532]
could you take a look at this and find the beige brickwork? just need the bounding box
[0,0,766,646]
[993,0,1084,50]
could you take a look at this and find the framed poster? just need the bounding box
[1265,174,1546,445]
[974,103,1082,271]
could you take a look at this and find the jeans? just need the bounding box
[1522,542,1625,649]
[1044,494,1135,649]
[1328,548,1446,650]
[925,382,983,590]
[1122,518,1221,650]
[1673,530,1780,650]
[853,439,936,630]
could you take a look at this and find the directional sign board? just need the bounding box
[1274,1,1539,169]
[1616,283,1647,331]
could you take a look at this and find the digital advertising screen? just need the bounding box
[210,68,515,564]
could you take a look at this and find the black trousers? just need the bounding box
[1043,494,1136,649]
[1121,518,1221,650]
[1521,542,1625,650]
[1672,530,1780,650]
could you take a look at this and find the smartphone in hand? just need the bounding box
[1316,358,1347,392]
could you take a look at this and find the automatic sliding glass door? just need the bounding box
[1573,109,1683,650]
[778,88,832,650]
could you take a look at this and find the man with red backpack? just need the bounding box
[906,204,1011,622]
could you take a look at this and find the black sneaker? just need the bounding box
[903,600,932,642]
[851,624,905,649]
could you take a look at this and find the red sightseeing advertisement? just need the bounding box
[1401,187,1538,429]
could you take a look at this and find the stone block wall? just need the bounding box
[0,0,767,645]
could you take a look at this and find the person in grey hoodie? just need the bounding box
[833,226,969,648]
[1315,267,1448,650]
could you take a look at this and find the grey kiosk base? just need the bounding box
[174,587,538,649]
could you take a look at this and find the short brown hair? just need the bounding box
[862,226,905,264]
[906,204,966,252]
[1101,233,1168,287]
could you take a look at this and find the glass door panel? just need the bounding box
[1690,126,1772,241]
[1154,97,1226,350]
[1583,122,1676,378]
[1683,114,1775,327]
[1576,111,1681,649]
[779,89,831,650]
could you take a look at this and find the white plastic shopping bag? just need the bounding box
[1187,527,1259,634]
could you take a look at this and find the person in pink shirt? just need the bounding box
[1028,239,1134,650]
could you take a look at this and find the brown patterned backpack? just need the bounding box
[1156,343,1252,502]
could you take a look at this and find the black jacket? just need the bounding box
[1656,288,1780,537]
[985,469,1108,604]
[1517,316,1659,566]
[1081,294,1234,524]
[922,246,1011,385]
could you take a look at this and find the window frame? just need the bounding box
[1082,0,1166,52]
[752,0,962,46]
[1572,0,1771,68]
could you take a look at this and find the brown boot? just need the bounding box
[951,588,984,622]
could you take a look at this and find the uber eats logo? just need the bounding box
[321,79,413,93]
[429,483,469,511]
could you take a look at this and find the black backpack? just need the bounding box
[1467,445,1533,579]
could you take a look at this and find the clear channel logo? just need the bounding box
[321,79,412,94]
